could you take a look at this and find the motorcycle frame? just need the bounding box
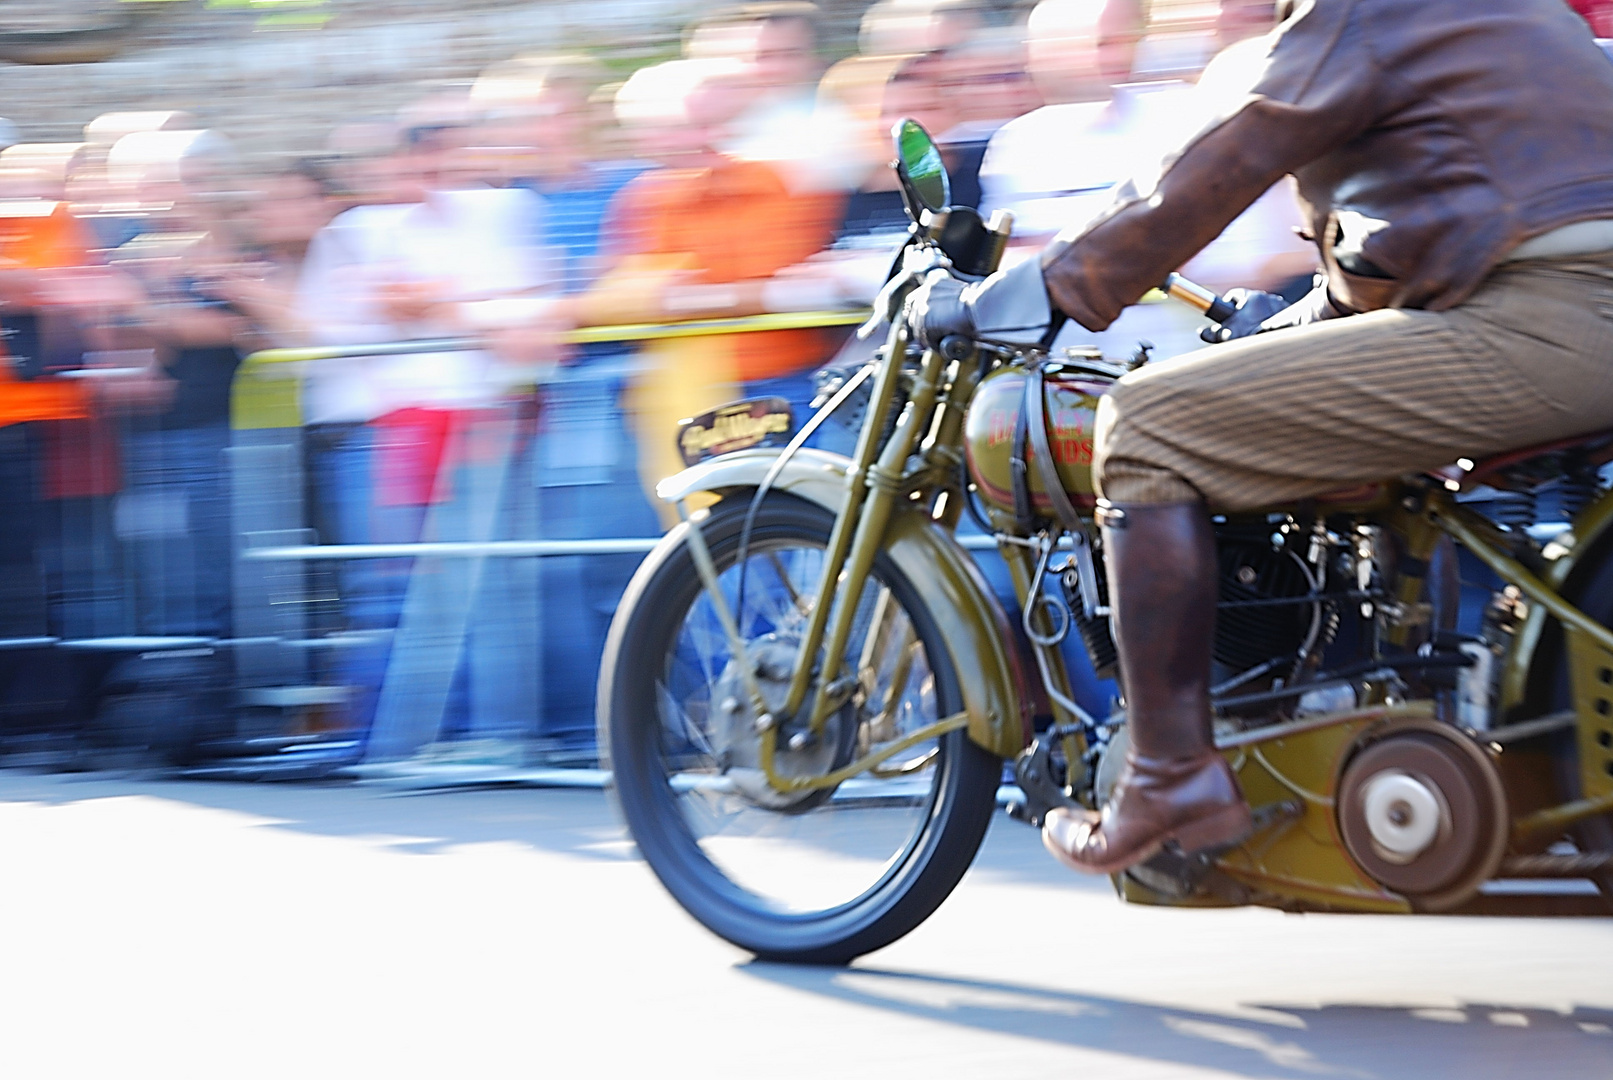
[666,287,1121,792]
[1423,490,1613,840]
[667,326,1613,854]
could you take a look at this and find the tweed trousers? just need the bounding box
[1092,255,1613,511]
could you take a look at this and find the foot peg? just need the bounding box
[1129,799,1303,900]
[1006,735,1083,827]
[1164,797,1302,859]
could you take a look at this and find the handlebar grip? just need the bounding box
[1163,273,1236,323]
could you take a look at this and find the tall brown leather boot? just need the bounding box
[1043,501,1251,874]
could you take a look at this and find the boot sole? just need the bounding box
[1041,802,1254,877]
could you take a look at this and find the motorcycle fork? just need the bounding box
[787,335,953,736]
[669,322,914,732]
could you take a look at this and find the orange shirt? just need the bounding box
[0,200,90,271]
[0,366,86,426]
[605,159,843,380]
[0,201,94,425]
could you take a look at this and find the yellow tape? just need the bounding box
[242,309,872,368]
[231,309,873,430]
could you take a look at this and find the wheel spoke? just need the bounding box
[610,500,997,961]
[655,536,949,913]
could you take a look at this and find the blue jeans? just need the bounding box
[533,364,660,743]
[120,424,232,638]
[308,425,426,736]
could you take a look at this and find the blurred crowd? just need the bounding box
[1,0,1607,759]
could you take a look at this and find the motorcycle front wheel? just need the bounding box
[599,492,1001,964]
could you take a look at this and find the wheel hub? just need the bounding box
[712,635,854,811]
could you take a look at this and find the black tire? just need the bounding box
[598,492,1001,964]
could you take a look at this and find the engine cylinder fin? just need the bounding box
[1213,536,1327,675]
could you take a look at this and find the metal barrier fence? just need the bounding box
[1,308,1114,777]
[228,311,882,773]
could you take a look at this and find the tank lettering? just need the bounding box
[974,396,1095,466]
[986,409,1015,447]
[980,409,1093,461]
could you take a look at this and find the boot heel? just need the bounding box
[1169,804,1253,854]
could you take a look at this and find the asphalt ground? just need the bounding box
[0,770,1609,1079]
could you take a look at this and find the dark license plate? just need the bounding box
[677,396,794,468]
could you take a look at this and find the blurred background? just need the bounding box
[0,0,1607,780]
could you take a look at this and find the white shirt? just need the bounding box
[724,90,864,194]
[980,77,1313,361]
[295,186,557,425]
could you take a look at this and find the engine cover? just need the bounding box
[1336,720,1508,911]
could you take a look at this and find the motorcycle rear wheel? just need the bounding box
[599,492,1001,964]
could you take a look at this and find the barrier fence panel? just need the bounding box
[228,312,875,771]
[5,308,1117,775]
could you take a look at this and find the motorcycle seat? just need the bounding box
[1431,426,1613,491]
[1309,426,1613,507]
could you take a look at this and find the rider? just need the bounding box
[911,0,1613,874]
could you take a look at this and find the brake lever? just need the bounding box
[857,243,949,340]
[856,280,904,340]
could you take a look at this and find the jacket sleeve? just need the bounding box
[1042,0,1376,331]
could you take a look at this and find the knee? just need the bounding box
[1092,380,1144,487]
[1092,375,1199,505]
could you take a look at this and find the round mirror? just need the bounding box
[893,118,949,214]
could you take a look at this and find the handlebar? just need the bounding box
[1162,273,1236,324]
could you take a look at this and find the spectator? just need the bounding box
[816,51,985,241]
[472,55,643,292]
[100,129,256,638]
[0,157,155,641]
[857,7,1037,210]
[205,162,342,347]
[0,256,93,642]
[294,112,561,738]
[686,2,861,193]
[321,120,403,208]
[818,54,932,241]
[933,27,1042,134]
[296,119,557,427]
[859,0,985,57]
[579,58,845,519]
[472,55,664,748]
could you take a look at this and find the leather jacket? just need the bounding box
[1042,0,1613,330]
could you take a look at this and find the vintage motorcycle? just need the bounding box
[598,120,1613,964]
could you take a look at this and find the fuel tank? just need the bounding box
[964,366,1113,519]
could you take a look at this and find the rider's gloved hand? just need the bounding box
[905,255,1055,350]
[1199,288,1290,343]
[1201,277,1354,343]
[1254,277,1351,333]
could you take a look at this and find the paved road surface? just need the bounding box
[0,770,1608,1079]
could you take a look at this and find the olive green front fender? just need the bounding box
[657,450,1031,759]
